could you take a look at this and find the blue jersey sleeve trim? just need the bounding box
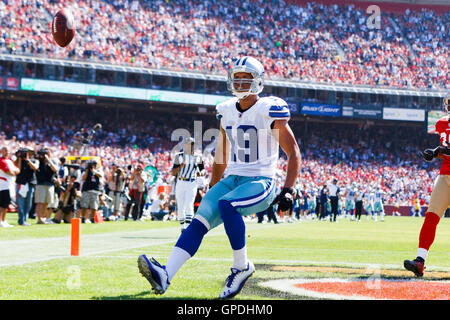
[269,112,290,118]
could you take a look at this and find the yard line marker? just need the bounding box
[71,218,81,256]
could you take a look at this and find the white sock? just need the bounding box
[165,246,191,282]
[233,246,248,271]
[416,248,428,261]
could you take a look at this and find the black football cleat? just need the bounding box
[404,258,425,277]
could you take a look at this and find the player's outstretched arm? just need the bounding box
[423,146,450,161]
[272,120,301,189]
[209,124,229,187]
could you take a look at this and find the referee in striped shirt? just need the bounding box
[172,137,205,234]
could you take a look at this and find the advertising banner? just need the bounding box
[5,77,20,90]
[383,107,425,122]
[342,106,353,117]
[353,106,382,119]
[342,105,382,119]
[286,101,299,114]
[21,78,231,106]
[300,102,341,117]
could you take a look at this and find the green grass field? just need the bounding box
[0,213,449,300]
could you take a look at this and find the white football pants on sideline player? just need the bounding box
[175,180,197,230]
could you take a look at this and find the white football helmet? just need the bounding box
[227,56,264,100]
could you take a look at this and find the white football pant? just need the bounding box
[175,180,197,230]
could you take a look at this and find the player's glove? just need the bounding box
[422,146,450,161]
[274,187,295,212]
[422,148,437,161]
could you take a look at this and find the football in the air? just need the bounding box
[51,8,75,47]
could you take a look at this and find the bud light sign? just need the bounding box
[301,102,341,117]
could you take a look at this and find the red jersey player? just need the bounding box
[404,97,450,276]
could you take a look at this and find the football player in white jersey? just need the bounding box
[374,186,385,222]
[344,183,356,220]
[364,188,375,221]
[137,56,301,299]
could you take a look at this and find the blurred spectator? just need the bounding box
[0,0,446,90]
[14,146,38,226]
[0,146,20,227]
[319,184,329,220]
[125,164,147,221]
[105,163,126,221]
[150,192,169,221]
[34,147,59,224]
[52,174,81,224]
[79,159,103,223]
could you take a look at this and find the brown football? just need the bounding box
[51,8,75,47]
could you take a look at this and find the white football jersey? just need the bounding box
[346,187,356,200]
[375,191,383,202]
[216,96,290,178]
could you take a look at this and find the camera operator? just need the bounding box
[34,148,59,225]
[52,174,81,224]
[71,128,85,156]
[58,157,69,182]
[14,147,38,226]
[125,164,147,221]
[80,160,104,223]
[72,124,102,156]
[107,163,126,221]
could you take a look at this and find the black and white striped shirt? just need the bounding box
[328,184,340,197]
[173,151,204,181]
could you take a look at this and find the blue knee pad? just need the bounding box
[175,219,208,257]
[218,199,245,251]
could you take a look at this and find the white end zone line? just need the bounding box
[259,278,378,300]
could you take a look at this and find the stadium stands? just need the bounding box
[0,0,447,89]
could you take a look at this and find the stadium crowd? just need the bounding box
[0,0,447,90]
[0,102,441,226]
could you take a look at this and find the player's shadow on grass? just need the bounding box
[93,292,208,300]
[121,236,176,240]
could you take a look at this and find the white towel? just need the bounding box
[18,183,29,198]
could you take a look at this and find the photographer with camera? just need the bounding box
[106,163,126,221]
[14,146,38,226]
[72,124,102,156]
[52,174,81,224]
[125,164,147,221]
[79,160,104,223]
[34,148,59,225]
[71,128,86,156]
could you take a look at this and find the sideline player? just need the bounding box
[344,183,356,220]
[374,186,385,222]
[137,56,301,298]
[365,188,376,221]
[404,97,450,277]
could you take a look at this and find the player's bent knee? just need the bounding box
[218,199,236,219]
